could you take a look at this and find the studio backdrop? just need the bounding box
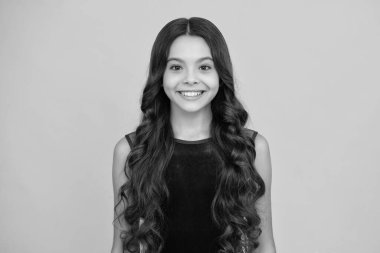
[0,1,379,253]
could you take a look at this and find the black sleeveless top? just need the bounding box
[125,128,258,253]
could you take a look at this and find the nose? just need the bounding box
[184,80,199,85]
[183,69,199,85]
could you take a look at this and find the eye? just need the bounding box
[169,65,182,71]
[200,65,212,71]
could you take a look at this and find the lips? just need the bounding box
[177,90,206,92]
[176,90,206,98]
[177,90,205,95]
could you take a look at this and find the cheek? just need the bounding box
[163,72,181,88]
[203,73,219,89]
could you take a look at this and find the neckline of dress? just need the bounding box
[173,137,212,144]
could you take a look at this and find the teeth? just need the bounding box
[179,91,204,97]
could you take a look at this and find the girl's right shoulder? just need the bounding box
[124,131,136,148]
[114,136,130,158]
[114,131,135,155]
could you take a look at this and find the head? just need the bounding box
[115,17,265,253]
[163,35,219,115]
[141,17,235,125]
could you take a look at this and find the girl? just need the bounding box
[111,17,276,253]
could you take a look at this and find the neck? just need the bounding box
[170,105,212,140]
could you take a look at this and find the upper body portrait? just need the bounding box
[111,17,276,253]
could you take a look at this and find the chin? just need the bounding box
[176,103,211,114]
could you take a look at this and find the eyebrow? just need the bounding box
[167,56,214,63]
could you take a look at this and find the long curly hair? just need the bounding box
[114,17,265,253]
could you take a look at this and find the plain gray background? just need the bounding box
[1,0,379,252]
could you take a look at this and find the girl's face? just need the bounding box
[163,35,219,115]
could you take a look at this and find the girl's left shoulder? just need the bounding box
[243,127,271,164]
[251,131,272,182]
[254,133,270,154]
[242,128,270,150]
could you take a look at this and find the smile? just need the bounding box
[177,90,206,98]
[179,91,204,97]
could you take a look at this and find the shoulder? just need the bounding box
[112,135,132,195]
[243,128,272,174]
[252,132,272,183]
[242,127,270,155]
[124,131,136,148]
[113,135,130,158]
[114,130,136,154]
[254,133,270,156]
[112,134,133,176]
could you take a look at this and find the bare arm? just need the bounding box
[111,137,131,253]
[253,133,276,253]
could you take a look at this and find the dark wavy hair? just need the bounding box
[114,17,265,253]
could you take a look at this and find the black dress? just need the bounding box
[125,128,258,253]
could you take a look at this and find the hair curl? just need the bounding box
[114,17,265,253]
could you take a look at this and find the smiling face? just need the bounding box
[163,35,219,115]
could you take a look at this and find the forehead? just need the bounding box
[168,35,212,60]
